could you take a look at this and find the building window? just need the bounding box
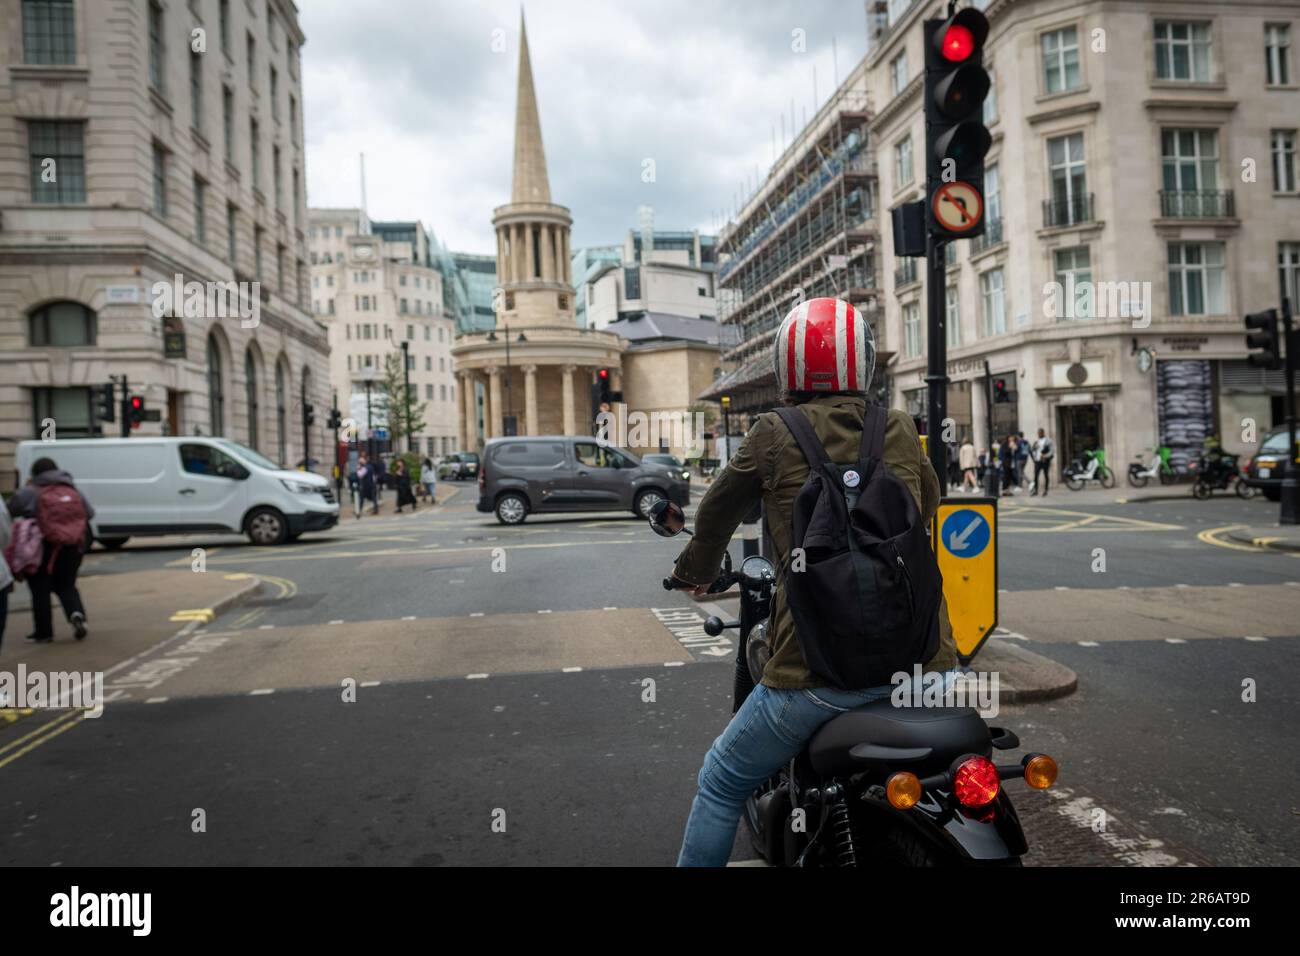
[152,142,168,217]
[1272,130,1297,192]
[28,121,85,203]
[400,298,408,314]
[426,384,434,400]
[903,302,922,358]
[30,301,95,346]
[276,243,285,293]
[272,144,282,208]
[424,325,431,341]
[890,51,908,97]
[207,334,225,436]
[1041,26,1081,93]
[945,286,961,347]
[246,31,256,88]
[254,225,264,276]
[222,86,234,163]
[270,66,279,120]
[425,355,432,371]
[33,387,94,437]
[1162,128,1220,193]
[226,203,238,263]
[1053,246,1093,320]
[984,164,1001,225]
[194,177,207,243]
[980,268,1006,336]
[1168,242,1226,316]
[1046,133,1087,224]
[22,0,77,65]
[245,350,260,450]
[289,95,297,140]
[894,136,913,187]
[1154,21,1211,83]
[148,0,165,94]
[219,0,230,54]
[275,363,287,463]
[250,118,260,185]
[1266,24,1292,86]
[190,50,204,132]
[406,324,415,340]
[1280,242,1300,306]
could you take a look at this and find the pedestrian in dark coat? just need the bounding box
[394,459,417,513]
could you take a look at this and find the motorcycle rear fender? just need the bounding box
[862,788,1028,862]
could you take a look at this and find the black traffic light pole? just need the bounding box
[926,232,949,495]
[118,376,130,438]
[1282,298,1297,524]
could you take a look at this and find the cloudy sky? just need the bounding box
[300,0,871,255]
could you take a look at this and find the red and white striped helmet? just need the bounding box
[774,297,874,395]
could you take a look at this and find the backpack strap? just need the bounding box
[859,403,887,461]
[773,406,831,470]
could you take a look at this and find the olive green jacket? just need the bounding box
[674,395,958,689]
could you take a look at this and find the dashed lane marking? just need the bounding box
[249,689,274,696]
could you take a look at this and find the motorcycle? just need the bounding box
[1127,445,1177,488]
[648,500,1058,867]
[1191,452,1251,500]
[1063,448,1115,491]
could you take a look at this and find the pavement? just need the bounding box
[1224,523,1300,553]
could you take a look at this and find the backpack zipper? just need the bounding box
[893,543,915,615]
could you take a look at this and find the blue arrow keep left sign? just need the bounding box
[941,509,990,558]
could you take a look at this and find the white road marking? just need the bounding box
[328,619,344,625]
[562,667,582,673]
[1244,635,1268,642]
[250,688,274,696]
[145,697,168,704]
[469,612,485,617]
[1046,787,1187,866]
[1164,638,1187,644]
[664,661,685,667]
[401,616,416,621]
[467,673,489,680]
[603,606,618,611]
[537,609,553,614]
[360,681,381,687]
[1228,583,1244,588]
[1078,641,1100,647]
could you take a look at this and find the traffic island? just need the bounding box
[1224,525,1300,553]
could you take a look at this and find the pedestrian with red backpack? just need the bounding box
[6,457,95,644]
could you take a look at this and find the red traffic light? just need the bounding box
[598,368,609,379]
[940,23,975,61]
[130,396,143,410]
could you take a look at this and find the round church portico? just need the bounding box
[453,13,624,448]
[454,326,621,441]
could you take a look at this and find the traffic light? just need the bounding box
[597,368,611,403]
[305,403,316,427]
[924,7,992,240]
[129,395,145,429]
[993,377,1009,403]
[96,383,116,423]
[1245,308,1281,370]
[326,408,342,431]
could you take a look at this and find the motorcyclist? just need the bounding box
[669,297,959,867]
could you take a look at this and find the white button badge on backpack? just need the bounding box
[843,469,861,488]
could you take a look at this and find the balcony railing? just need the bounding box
[1159,189,1235,219]
[971,217,1004,254]
[894,259,919,288]
[1042,192,1094,228]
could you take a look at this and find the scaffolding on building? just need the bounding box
[701,86,882,415]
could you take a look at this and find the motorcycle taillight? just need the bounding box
[952,755,1000,808]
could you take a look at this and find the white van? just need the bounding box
[14,437,339,547]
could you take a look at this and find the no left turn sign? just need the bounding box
[932,181,983,232]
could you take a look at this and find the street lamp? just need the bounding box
[487,326,528,436]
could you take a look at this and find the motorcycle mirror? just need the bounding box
[648,499,687,537]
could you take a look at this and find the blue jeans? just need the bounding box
[676,673,957,867]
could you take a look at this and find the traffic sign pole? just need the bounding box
[926,230,948,495]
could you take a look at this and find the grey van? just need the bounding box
[476,436,691,525]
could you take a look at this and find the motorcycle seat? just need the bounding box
[807,699,990,778]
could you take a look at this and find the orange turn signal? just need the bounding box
[886,772,922,810]
[1024,754,1058,789]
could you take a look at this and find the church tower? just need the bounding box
[492,14,575,327]
[453,13,622,447]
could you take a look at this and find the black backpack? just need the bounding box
[773,404,942,690]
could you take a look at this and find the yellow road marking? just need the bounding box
[1197,525,1266,553]
[170,608,215,623]
[0,709,84,763]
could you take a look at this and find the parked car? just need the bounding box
[641,453,691,483]
[476,436,690,525]
[14,437,339,547]
[1241,427,1294,501]
[438,452,480,481]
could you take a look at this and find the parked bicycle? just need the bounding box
[1127,445,1177,488]
[1063,448,1115,490]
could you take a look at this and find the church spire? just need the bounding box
[511,12,551,204]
